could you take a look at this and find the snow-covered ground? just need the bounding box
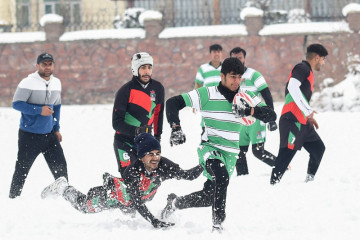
[1,103,359,240]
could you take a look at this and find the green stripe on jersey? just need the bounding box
[240,67,268,97]
[124,112,141,127]
[182,86,243,153]
[195,63,221,86]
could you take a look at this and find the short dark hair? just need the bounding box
[229,47,246,58]
[306,44,328,59]
[221,57,245,76]
[209,44,223,53]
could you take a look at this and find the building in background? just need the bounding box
[1,0,360,32]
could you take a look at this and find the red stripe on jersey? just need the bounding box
[281,102,307,125]
[152,104,161,134]
[113,178,131,206]
[288,142,295,150]
[141,189,158,200]
[129,89,152,112]
[308,70,314,92]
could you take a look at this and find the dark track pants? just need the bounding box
[174,159,229,224]
[270,139,325,184]
[9,129,68,198]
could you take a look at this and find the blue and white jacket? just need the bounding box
[13,71,62,134]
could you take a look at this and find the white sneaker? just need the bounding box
[212,223,223,233]
[305,174,315,183]
[41,177,68,199]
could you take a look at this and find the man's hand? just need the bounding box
[170,126,186,146]
[151,218,175,229]
[41,106,54,116]
[267,121,278,131]
[135,125,153,136]
[232,98,252,118]
[55,131,62,142]
[308,111,319,129]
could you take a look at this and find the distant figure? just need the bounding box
[230,47,278,175]
[9,53,68,198]
[271,43,328,184]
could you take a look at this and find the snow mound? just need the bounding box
[312,54,360,111]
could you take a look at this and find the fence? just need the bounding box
[5,0,360,32]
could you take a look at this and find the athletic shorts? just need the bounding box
[113,139,138,174]
[197,142,238,180]
[279,117,321,151]
[239,119,266,146]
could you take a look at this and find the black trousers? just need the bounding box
[270,139,325,184]
[9,129,68,198]
[174,159,229,224]
[113,138,138,176]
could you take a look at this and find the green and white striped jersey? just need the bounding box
[239,67,268,98]
[195,63,221,87]
[182,86,260,154]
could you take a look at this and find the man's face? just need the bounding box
[231,52,246,65]
[36,60,54,79]
[138,64,153,83]
[221,71,242,92]
[313,55,326,71]
[141,150,161,172]
[210,50,222,63]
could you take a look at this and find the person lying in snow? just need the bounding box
[41,133,203,229]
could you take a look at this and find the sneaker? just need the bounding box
[305,174,315,183]
[41,176,68,199]
[160,193,177,219]
[212,223,223,233]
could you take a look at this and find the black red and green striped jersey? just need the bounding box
[281,61,314,124]
[112,76,164,143]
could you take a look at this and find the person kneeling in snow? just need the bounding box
[41,133,203,229]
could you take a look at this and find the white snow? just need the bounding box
[159,24,247,38]
[0,31,46,43]
[259,21,350,35]
[40,14,64,27]
[138,10,163,26]
[59,28,145,41]
[342,3,360,17]
[1,96,360,239]
[240,7,264,20]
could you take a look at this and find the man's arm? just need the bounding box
[124,168,174,228]
[159,157,203,180]
[287,77,313,117]
[166,95,186,126]
[260,87,274,110]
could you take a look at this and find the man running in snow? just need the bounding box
[230,47,278,175]
[162,57,276,231]
[41,133,202,229]
[270,43,328,184]
[9,53,68,199]
[112,52,165,175]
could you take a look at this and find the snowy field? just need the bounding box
[1,104,359,240]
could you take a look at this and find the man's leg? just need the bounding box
[270,148,296,184]
[236,146,249,175]
[303,139,325,178]
[206,159,229,225]
[9,130,41,198]
[252,142,276,167]
[43,132,68,181]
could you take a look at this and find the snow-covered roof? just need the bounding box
[0,32,45,43]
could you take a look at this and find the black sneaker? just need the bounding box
[160,193,177,219]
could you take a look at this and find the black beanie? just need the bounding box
[135,133,161,158]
